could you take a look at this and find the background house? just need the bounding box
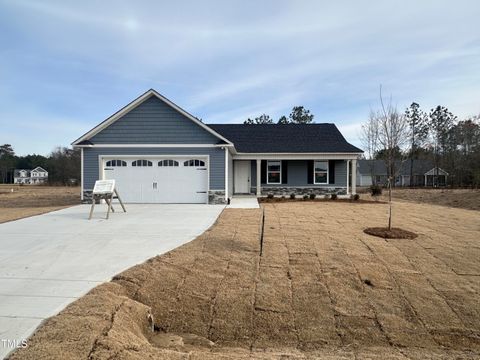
[14,167,49,185]
[357,159,448,187]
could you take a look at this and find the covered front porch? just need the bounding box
[231,155,358,197]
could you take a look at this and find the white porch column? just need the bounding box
[256,159,261,196]
[80,148,84,201]
[351,159,357,195]
[346,160,350,195]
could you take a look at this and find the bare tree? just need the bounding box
[376,87,409,230]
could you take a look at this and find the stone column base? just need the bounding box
[208,190,227,204]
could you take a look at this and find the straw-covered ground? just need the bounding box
[9,200,480,359]
[380,188,480,211]
[0,185,80,223]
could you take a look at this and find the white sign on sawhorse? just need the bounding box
[88,180,126,220]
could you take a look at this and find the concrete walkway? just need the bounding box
[0,204,224,359]
[227,196,259,209]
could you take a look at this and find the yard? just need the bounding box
[9,200,480,359]
[0,185,80,223]
[382,188,480,211]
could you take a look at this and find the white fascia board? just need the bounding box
[79,144,221,148]
[232,153,363,160]
[71,89,233,146]
[72,144,93,148]
[424,167,449,176]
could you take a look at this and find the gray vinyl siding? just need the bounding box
[90,96,219,144]
[250,160,347,187]
[83,147,225,191]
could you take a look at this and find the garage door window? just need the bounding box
[106,160,127,167]
[158,159,179,167]
[132,160,153,167]
[184,159,205,167]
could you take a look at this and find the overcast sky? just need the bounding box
[1,0,479,155]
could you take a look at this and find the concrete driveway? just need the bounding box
[0,204,224,359]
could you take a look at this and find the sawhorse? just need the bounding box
[88,188,126,220]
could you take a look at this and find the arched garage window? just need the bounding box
[158,159,179,167]
[132,160,153,167]
[184,159,205,167]
[105,160,127,167]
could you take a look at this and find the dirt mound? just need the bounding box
[9,203,480,359]
[364,227,418,239]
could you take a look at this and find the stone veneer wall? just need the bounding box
[82,190,93,203]
[251,187,347,196]
[83,190,227,205]
[208,190,227,204]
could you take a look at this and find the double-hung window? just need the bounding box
[314,161,328,184]
[267,161,281,184]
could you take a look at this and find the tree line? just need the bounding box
[0,145,80,185]
[361,92,480,188]
[244,106,314,124]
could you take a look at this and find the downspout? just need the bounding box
[224,147,229,203]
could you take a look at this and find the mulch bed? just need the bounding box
[364,227,418,239]
[258,197,384,204]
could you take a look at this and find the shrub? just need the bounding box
[309,193,316,200]
[330,193,338,200]
[267,193,274,199]
[303,194,309,200]
[352,193,360,201]
[370,185,382,196]
[281,195,286,200]
[290,192,296,199]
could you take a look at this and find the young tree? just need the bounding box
[376,89,409,230]
[277,115,289,124]
[428,106,456,186]
[244,114,274,124]
[288,106,314,124]
[405,102,429,186]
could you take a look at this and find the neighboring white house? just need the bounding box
[14,167,49,185]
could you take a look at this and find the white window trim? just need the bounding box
[313,160,329,185]
[266,160,282,185]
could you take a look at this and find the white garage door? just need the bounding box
[103,157,208,203]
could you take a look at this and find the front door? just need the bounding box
[234,161,250,193]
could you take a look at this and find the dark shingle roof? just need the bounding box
[208,124,363,153]
[358,159,435,176]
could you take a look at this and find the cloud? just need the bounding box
[0,0,479,155]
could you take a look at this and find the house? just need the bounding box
[72,89,363,204]
[14,167,49,185]
[357,159,449,187]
